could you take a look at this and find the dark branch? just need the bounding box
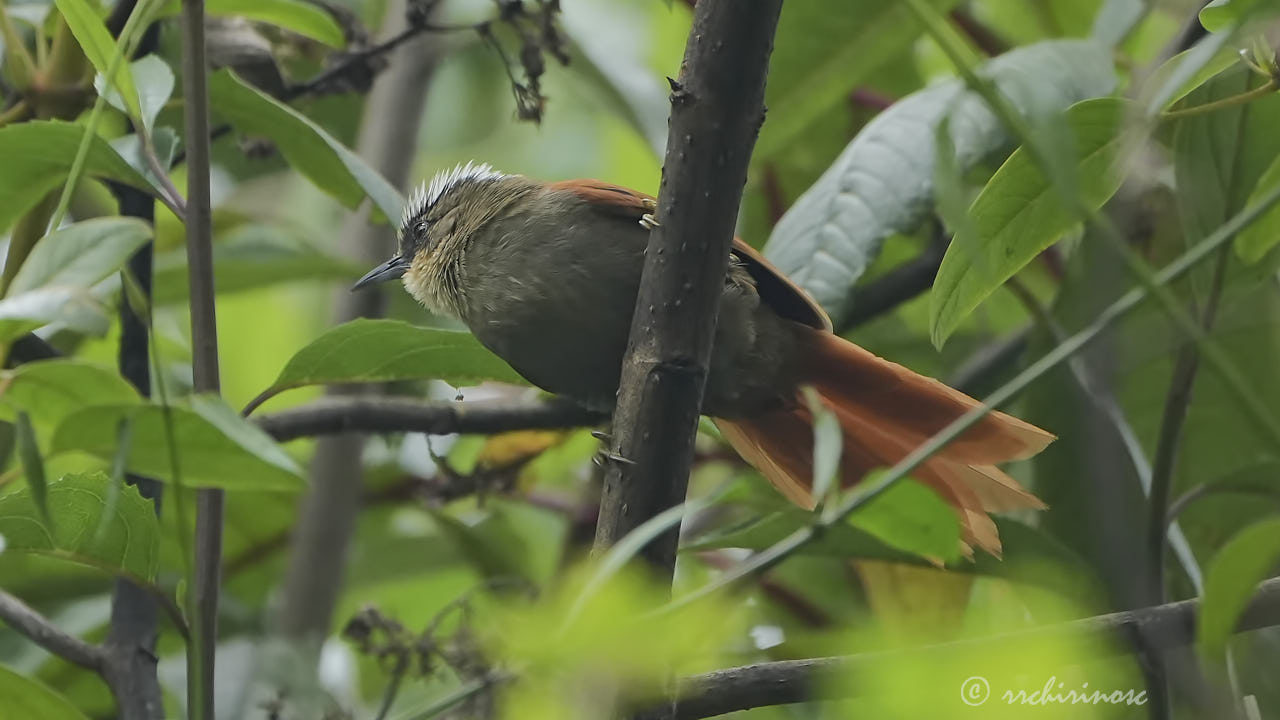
[255,396,603,442]
[647,577,1280,720]
[0,590,105,670]
[595,0,784,578]
[835,227,947,333]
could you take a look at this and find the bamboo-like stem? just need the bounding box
[178,0,223,717]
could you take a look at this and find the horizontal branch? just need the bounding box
[255,396,604,442]
[0,589,105,670]
[653,576,1280,719]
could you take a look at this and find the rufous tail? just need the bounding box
[714,326,1055,557]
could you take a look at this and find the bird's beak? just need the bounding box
[352,255,410,291]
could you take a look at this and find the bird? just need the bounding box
[353,162,1055,557]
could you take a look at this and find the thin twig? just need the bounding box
[836,224,947,332]
[1146,245,1232,604]
[0,589,105,670]
[255,396,602,442]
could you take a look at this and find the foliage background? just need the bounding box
[0,0,1279,718]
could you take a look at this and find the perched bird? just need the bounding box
[354,163,1055,556]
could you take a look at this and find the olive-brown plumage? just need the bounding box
[355,163,1056,556]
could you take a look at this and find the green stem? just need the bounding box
[1161,79,1279,120]
[0,98,29,126]
[0,0,38,90]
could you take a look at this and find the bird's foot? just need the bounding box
[639,198,660,230]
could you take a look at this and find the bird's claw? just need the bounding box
[639,198,660,230]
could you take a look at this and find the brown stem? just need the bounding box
[594,0,784,581]
[256,396,602,442]
[0,589,105,670]
[179,0,223,717]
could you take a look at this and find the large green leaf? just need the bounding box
[0,472,160,580]
[688,511,1099,603]
[1200,0,1280,31]
[0,218,152,343]
[764,40,1116,323]
[0,121,153,233]
[0,665,91,720]
[755,0,961,160]
[1235,154,1280,263]
[0,287,109,345]
[930,98,1130,347]
[251,318,527,410]
[206,70,402,222]
[8,217,151,295]
[51,397,304,491]
[53,0,140,119]
[156,0,345,47]
[0,359,141,433]
[846,477,961,563]
[150,225,359,304]
[1197,518,1280,656]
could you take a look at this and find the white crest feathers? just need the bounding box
[400,161,506,230]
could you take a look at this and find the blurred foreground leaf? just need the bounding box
[0,665,91,720]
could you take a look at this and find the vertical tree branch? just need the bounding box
[180,0,223,717]
[594,0,783,578]
[278,0,440,649]
[103,182,165,720]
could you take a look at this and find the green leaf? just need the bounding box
[0,665,91,720]
[51,398,304,491]
[848,476,961,563]
[1233,153,1280,263]
[253,319,527,409]
[95,55,175,132]
[1197,518,1280,657]
[764,40,1117,322]
[156,0,345,47]
[0,121,153,233]
[206,70,402,222]
[757,0,963,160]
[14,412,49,523]
[1142,36,1241,115]
[1174,67,1280,250]
[930,97,1130,347]
[1200,0,1280,32]
[54,0,140,120]
[8,217,152,295]
[0,472,160,580]
[0,287,109,345]
[0,360,141,431]
[150,225,360,304]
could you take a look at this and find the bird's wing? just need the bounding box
[547,179,833,332]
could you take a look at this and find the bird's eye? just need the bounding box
[416,221,428,236]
